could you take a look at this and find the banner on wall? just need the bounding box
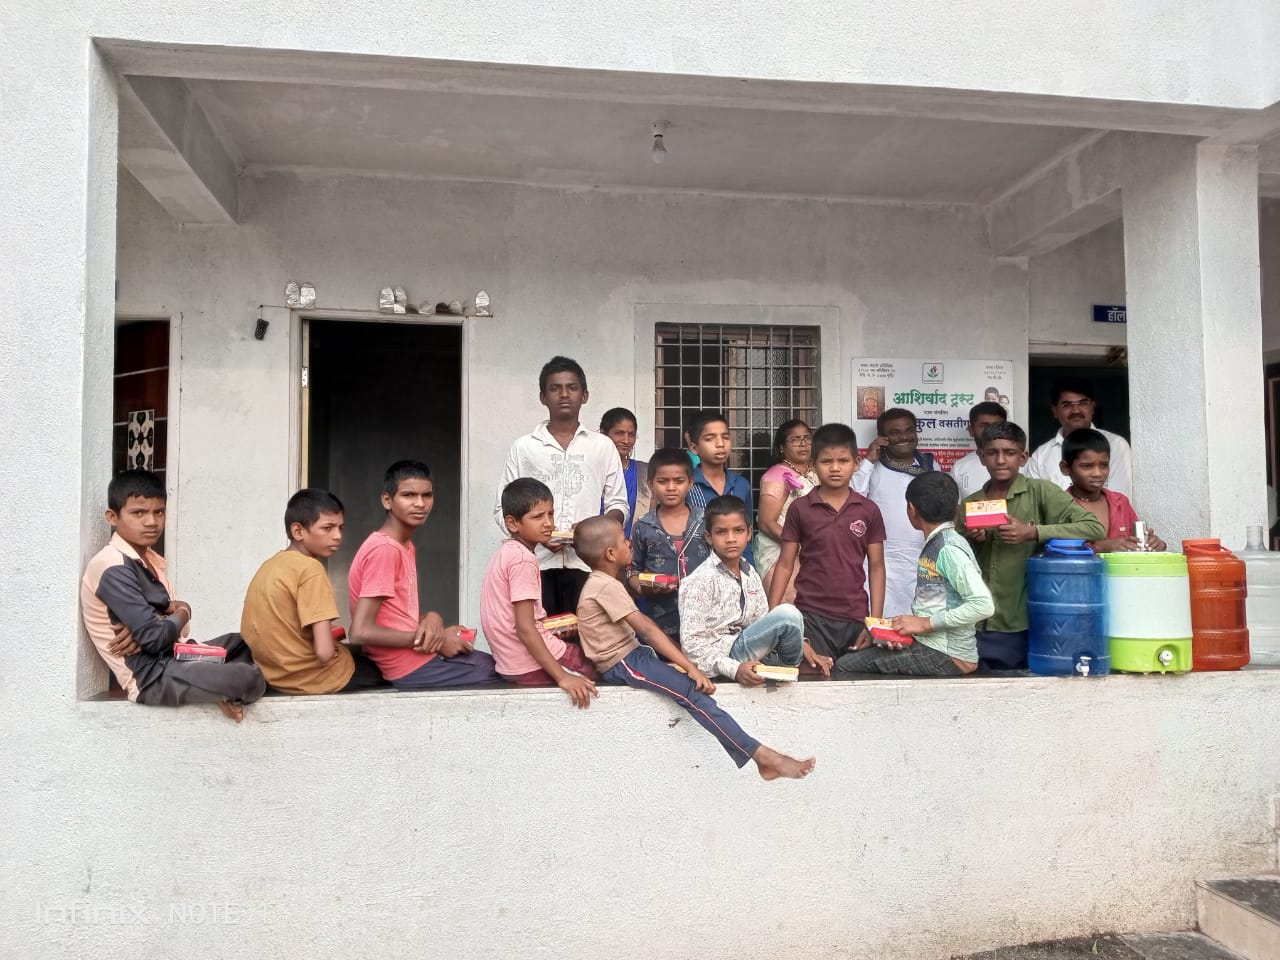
[852,358,1015,470]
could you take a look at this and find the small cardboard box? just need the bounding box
[638,572,679,586]
[550,530,575,544]
[865,617,915,647]
[542,613,578,632]
[965,498,1009,529]
[754,664,799,681]
[458,627,477,642]
[174,642,228,663]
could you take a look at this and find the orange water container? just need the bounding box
[1182,539,1250,670]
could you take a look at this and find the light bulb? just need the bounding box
[650,121,669,164]
[651,135,668,164]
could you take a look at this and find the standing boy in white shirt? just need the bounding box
[1025,377,1132,497]
[495,356,629,616]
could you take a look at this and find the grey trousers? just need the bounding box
[138,633,267,706]
[835,641,966,677]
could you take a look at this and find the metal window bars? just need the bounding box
[654,323,820,493]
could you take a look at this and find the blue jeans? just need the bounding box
[728,603,805,668]
[393,649,499,690]
[603,645,761,767]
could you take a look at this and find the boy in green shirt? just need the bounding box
[958,422,1105,670]
[837,472,992,676]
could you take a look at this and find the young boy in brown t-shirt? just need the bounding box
[573,516,814,780]
[241,488,384,695]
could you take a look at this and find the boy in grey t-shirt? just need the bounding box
[836,472,992,676]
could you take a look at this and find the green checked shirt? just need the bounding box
[957,476,1106,633]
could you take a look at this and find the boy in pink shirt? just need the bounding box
[348,460,497,689]
[481,478,600,708]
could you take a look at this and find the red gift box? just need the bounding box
[865,617,915,647]
[965,498,1009,529]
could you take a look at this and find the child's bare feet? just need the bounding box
[752,745,815,780]
[216,700,244,723]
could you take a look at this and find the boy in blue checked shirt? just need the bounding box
[684,410,754,567]
[627,448,710,644]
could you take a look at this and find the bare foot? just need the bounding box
[753,745,816,781]
[216,700,244,723]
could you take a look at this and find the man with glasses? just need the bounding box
[1025,377,1132,497]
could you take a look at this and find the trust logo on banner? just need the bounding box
[923,363,944,383]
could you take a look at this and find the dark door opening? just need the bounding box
[1027,356,1130,451]
[306,320,463,624]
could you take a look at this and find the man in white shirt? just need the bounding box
[950,401,1009,498]
[495,356,629,615]
[1025,377,1132,498]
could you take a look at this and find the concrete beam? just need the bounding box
[98,40,1257,137]
[984,132,1123,257]
[118,75,239,224]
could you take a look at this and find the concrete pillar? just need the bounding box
[1121,134,1266,549]
[0,43,119,704]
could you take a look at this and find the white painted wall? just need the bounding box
[115,169,1029,633]
[6,673,1279,960]
[1029,219,1127,349]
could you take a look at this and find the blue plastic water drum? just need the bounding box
[1026,539,1109,676]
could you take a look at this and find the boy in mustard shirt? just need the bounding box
[241,488,384,694]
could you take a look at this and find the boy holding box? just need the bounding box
[837,472,992,676]
[627,447,711,643]
[81,469,265,720]
[240,488,385,695]
[481,478,601,707]
[958,422,1105,670]
[575,516,814,779]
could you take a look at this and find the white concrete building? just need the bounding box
[3,4,1280,958]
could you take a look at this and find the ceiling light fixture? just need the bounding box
[651,121,669,164]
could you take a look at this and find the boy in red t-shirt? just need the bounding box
[1059,429,1167,553]
[348,460,498,689]
[767,423,887,673]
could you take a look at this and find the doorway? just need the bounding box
[1027,354,1130,450]
[305,319,463,623]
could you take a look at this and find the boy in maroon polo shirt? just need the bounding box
[767,423,886,673]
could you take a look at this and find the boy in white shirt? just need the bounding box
[678,495,805,684]
[495,356,629,615]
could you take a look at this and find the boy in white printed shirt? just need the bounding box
[495,356,629,616]
[677,495,805,685]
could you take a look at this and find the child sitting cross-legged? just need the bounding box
[574,516,814,779]
[678,495,806,685]
[836,472,993,676]
[81,469,265,721]
[481,478,601,708]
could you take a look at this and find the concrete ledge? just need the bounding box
[15,669,1280,959]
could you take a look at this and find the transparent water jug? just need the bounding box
[1240,524,1280,665]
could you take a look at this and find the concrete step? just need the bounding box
[950,932,1243,959]
[1197,876,1280,960]
[1126,932,1247,959]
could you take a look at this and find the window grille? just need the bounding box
[654,323,820,494]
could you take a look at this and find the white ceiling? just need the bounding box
[181,77,1096,203]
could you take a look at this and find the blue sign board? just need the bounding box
[1093,304,1126,324]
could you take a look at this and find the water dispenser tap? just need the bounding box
[1158,649,1174,667]
[1075,655,1091,677]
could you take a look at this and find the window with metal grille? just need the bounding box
[654,323,821,496]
